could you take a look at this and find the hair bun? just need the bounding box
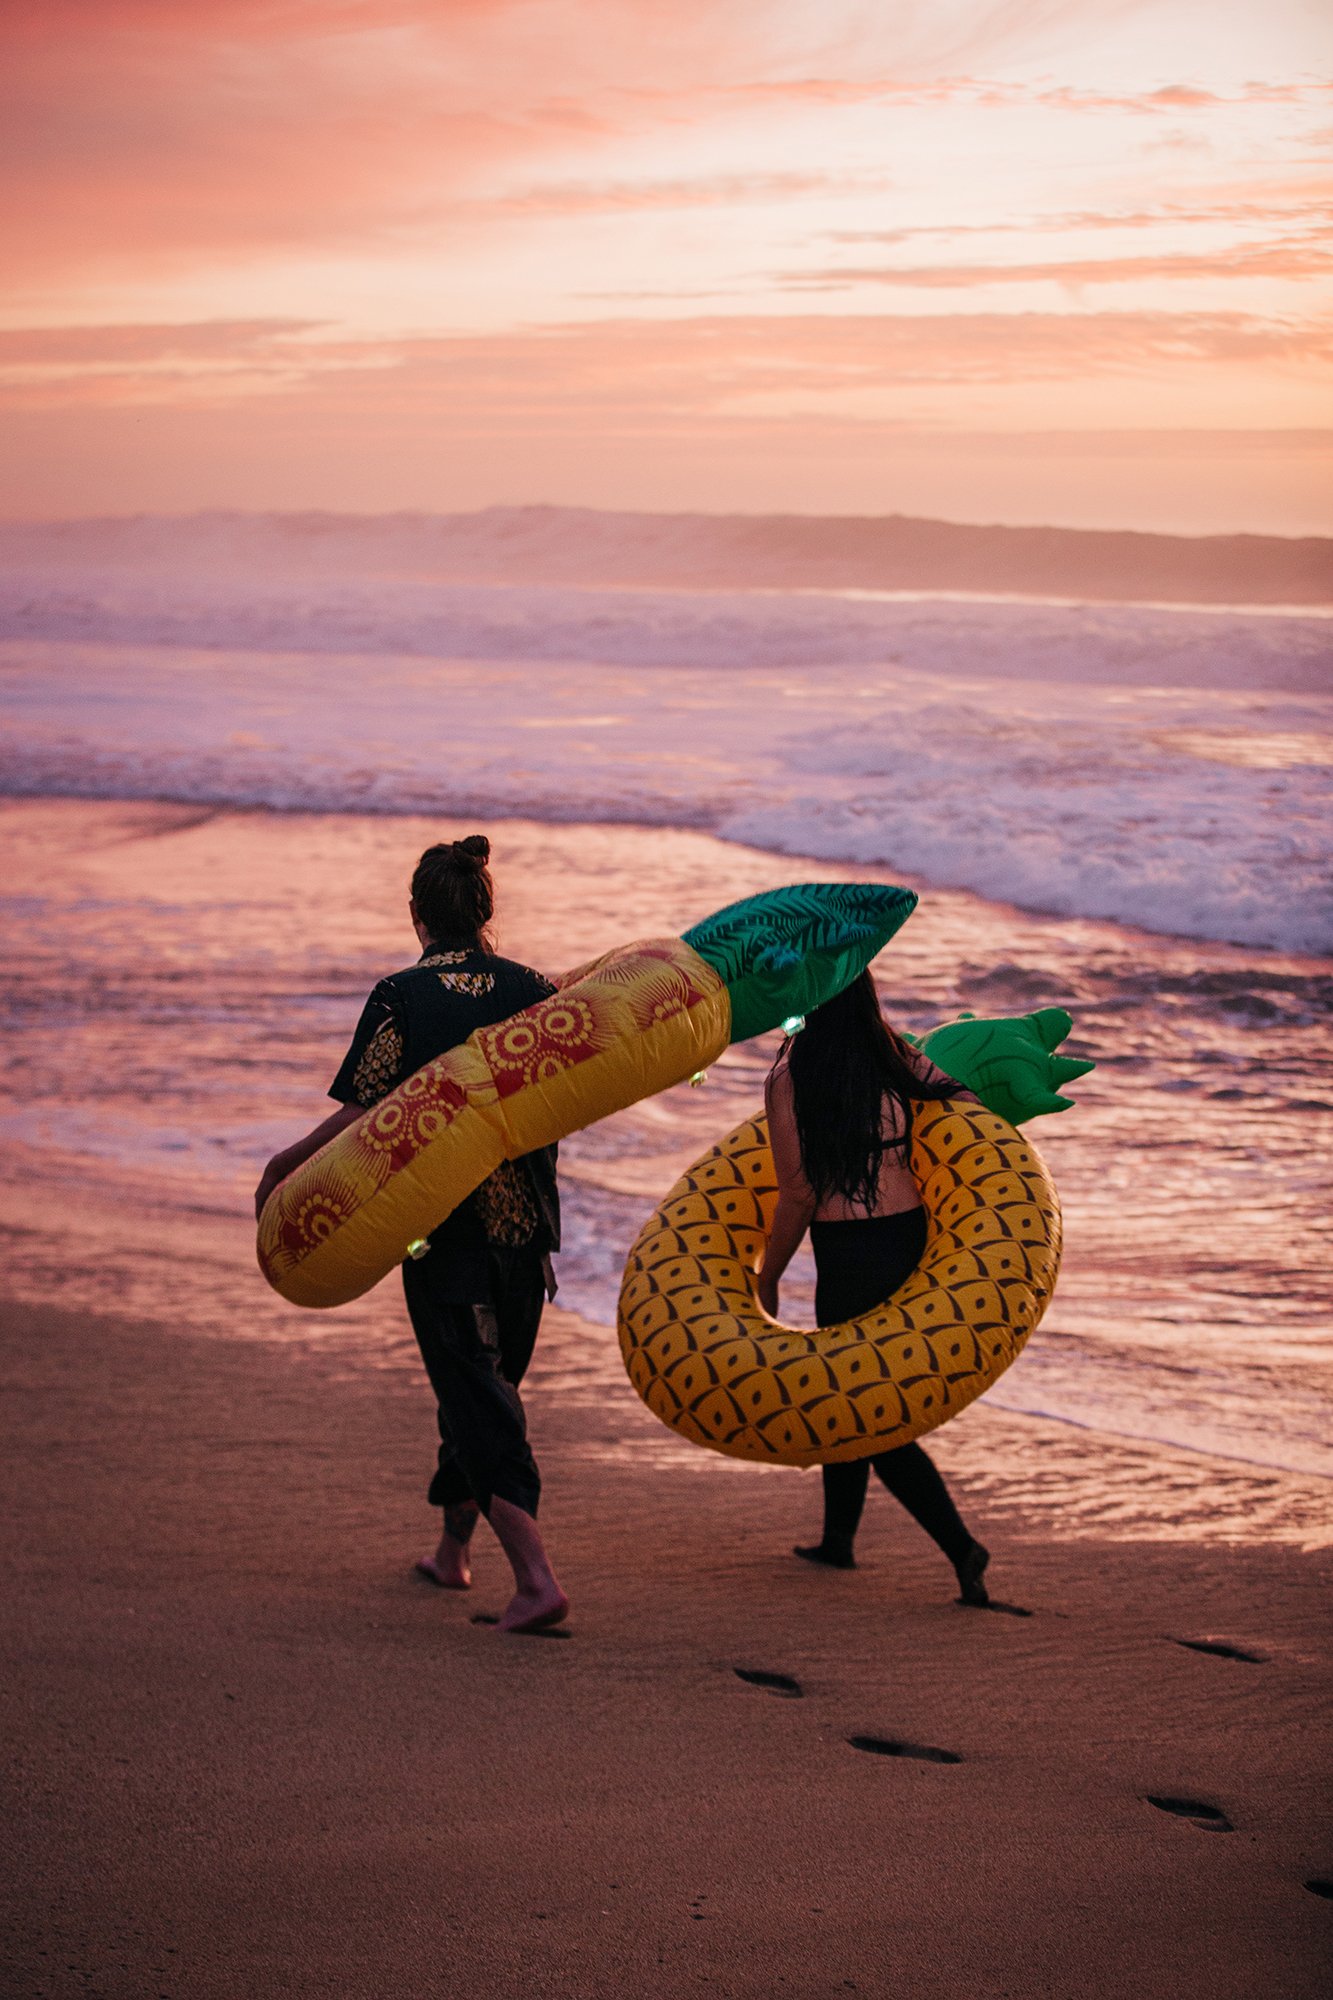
[454,835,490,865]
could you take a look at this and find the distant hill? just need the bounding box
[1,505,1330,606]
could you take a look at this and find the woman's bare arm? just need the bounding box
[906,1043,981,1104]
[755,1065,816,1317]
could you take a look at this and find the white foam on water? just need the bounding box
[1,574,1328,950]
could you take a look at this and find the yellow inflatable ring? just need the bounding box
[617,1099,1062,1466]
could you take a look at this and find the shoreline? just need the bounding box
[2,1111,1331,1536]
[3,784,1330,971]
[4,1293,1331,1998]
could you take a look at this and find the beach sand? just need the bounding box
[4,1294,1331,1999]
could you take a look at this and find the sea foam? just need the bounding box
[1,544,1328,954]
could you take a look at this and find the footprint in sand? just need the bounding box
[1169,1636,1268,1664]
[1304,1879,1333,1901]
[1145,1794,1234,1832]
[733,1667,803,1697]
[848,1735,962,1764]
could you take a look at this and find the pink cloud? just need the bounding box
[1038,79,1319,113]
[0,1,687,280]
[647,73,1327,119]
[830,188,1333,243]
[784,242,1333,290]
[0,320,322,365]
[3,306,1329,526]
[4,309,1328,425]
[5,3,1327,289]
[0,18,977,284]
[3,3,1328,533]
[470,169,884,217]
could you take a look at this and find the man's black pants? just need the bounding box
[401,1246,545,1519]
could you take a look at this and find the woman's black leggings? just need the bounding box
[810,1211,974,1564]
[818,1450,973,1565]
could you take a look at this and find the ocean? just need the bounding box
[1,513,1330,1542]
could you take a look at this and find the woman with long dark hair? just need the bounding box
[755,972,991,1604]
[255,836,568,1634]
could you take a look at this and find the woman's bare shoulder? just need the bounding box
[899,1039,977,1101]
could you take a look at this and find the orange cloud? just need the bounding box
[0,320,328,412]
[470,169,884,217]
[0,320,320,365]
[0,0,693,281]
[3,308,1329,529]
[4,309,1328,422]
[655,73,1328,117]
[1036,80,1320,113]
[830,185,1333,243]
[784,243,1333,289]
[5,2,1328,292]
[4,4,1329,531]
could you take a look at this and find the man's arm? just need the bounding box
[254,1102,363,1221]
[255,980,405,1222]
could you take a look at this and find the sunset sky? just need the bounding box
[3,0,1330,532]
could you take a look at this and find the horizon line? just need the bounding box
[3,501,1331,549]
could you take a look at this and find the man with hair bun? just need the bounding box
[255,835,568,1634]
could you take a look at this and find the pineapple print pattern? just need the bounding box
[617,1099,1061,1467]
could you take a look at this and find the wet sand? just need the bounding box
[4,1295,1332,2000]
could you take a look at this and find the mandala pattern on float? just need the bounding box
[263,1059,487,1280]
[345,1065,477,1175]
[479,941,717,1100]
[478,995,604,1096]
[617,1099,1062,1467]
[266,1156,367,1276]
[260,934,728,1302]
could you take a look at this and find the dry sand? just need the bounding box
[3,1296,1331,1999]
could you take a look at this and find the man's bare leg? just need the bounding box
[416,1501,480,1589]
[487,1496,569,1632]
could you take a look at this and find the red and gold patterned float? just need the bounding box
[259,937,729,1309]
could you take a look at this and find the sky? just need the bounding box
[2,0,1331,532]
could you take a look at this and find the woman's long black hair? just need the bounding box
[779,970,958,1211]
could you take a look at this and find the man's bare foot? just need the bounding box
[495,1581,569,1634]
[415,1504,479,1589]
[415,1552,471,1589]
[483,1496,566,1632]
[415,1504,478,1590]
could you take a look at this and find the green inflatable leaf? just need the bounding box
[684,882,918,1044]
[915,1008,1095,1125]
